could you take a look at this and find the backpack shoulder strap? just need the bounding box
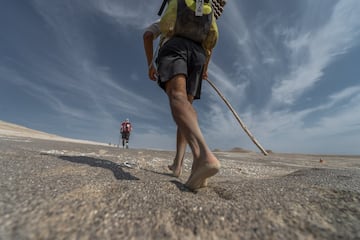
[158,0,169,16]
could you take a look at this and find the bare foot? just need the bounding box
[185,155,220,191]
[201,178,208,188]
[168,164,182,178]
[186,169,208,188]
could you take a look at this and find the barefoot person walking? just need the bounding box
[143,0,227,190]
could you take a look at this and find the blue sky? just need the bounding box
[1,0,360,155]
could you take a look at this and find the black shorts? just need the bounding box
[121,132,130,140]
[156,37,206,100]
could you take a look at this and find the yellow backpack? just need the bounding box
[159,0,218,57]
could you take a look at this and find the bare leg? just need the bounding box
[168,127,186,177]
[165,74,220,190]
[168,95,193,177]
[168,129,208,186]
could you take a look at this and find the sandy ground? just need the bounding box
[0,121,360,239]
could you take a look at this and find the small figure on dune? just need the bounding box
[120,118,132,149]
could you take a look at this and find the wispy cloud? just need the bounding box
[0,66,89,120]
[91,0,159,29]
[198,0,360,153]
[2,0,360,154]
[271,0,360,106]
[248,85,360,153]
[31,0,167,116]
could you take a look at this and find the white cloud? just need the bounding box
[208,62,249,102]
[27,1,168,121]
[91,0,158,29]
[271,0,360,106]
[329,85,360,102]
[246,86,360,154]
[1,66,89,120]
[3,0,360,154]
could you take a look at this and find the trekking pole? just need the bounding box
[205,78,268,156]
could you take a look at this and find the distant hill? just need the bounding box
[213,147,253,153]
[229,147,252,153]
[0,120,105,146]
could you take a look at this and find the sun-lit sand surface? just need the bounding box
[0,120,106,146]
[1,119,359,239]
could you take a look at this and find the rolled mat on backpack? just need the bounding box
[211,0,227,19]
[158,0,227,19]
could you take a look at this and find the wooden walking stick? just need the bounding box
[205,78,268,156]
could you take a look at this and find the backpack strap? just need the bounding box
[158,0,169,16]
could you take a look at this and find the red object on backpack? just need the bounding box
[121,121,132,133]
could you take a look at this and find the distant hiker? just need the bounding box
[120,118,132,149]
[143,0,227,191]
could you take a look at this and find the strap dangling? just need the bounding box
[195,0,204,16]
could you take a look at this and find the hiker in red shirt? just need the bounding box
[120,118,132,149]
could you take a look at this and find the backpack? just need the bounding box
[159,0,218,56]
[121,122,131,133]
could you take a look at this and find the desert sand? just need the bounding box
[0,120,359,239]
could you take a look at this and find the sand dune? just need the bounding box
[0,120,106,146]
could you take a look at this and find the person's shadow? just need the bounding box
[58,155,139,180]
